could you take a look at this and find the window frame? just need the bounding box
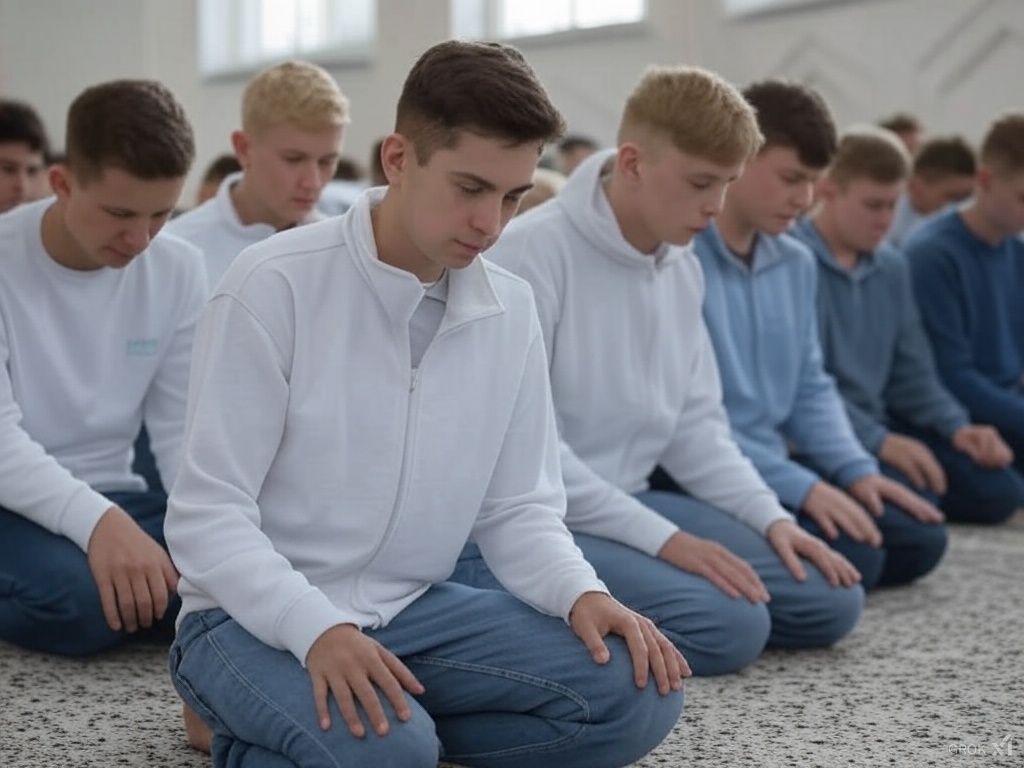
[197,0,376,80]
[451,0,649,46]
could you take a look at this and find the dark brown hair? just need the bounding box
[912,135,975,180]
[65,79,195,182]
[979,113,1024,175]
[395,40,566,163]
[0,99,50,155]
[742,79,837,169]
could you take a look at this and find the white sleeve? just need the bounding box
[0,321,112,551]
[165,293,357,665]
[658,323,792,535]
[471,329,608,620]
[143,253,208,491]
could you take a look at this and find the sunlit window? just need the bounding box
[724,0,851,16]
[198,0,375,77]
[452,0,646,40]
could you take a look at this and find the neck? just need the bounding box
[604,172,660,255]
[230,177,294,231]
[960,200,1007,247]
[714,204,757,265]
[810,209,859,271]
[371,191,445,283]
[40,202,96,271]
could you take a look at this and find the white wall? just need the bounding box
[1,0,1021,201]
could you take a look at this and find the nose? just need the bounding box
[470,198,503,238]
[704,187,728,218]
[793,181,815,213]
[299,160,321,191]
[123,220,152,252]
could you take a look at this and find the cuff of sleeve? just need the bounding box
[276,589,364,667]
[938,413,970,441]
[740,501,796,536]
[61,488,116,552]
[834,458,880,490]
[862,425,888,455]
[556,577,611,624]
[622,509,683,557]
[774,465,823,511]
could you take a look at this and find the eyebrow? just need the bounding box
[452,171,534,196]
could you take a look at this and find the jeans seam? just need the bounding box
[409,654,590,760]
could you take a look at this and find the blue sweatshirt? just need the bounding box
[791,218,969,454]
[694,223,878,509]
[904,209,1024,442]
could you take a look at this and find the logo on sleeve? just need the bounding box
[126,338,159,356]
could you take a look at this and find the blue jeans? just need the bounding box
[170,583,682,768]
[793,463,948,591]
[0,490,177,656]
[454,491,863,677]
[897,421,1024,525]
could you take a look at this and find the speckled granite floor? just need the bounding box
[2,517,1022,768]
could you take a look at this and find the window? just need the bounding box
[724,0,854,17]
[198,0,375,78]
[452,0,646,41]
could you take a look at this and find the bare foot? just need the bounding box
[183,703,213,754]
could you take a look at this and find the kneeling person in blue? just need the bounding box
[792,125,1023,527]
[694,81,947,591]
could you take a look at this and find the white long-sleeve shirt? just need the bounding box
[167,173,321,290]
[484,150,792,556]
[165,188,606,666]
[0,199,208,550]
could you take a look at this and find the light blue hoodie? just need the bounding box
[694,222,878,509]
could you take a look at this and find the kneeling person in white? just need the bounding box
[165,40,686,768]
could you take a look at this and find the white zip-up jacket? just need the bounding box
[484,150,792,556]
[166,189,606,665]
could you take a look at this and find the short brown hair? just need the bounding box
[826,125,910,186]
[912,135,975,181]
[395,40,566,164]
[65,80,195,182]
[0,99,50,155]
[878,112,923,136]
[742,80,837,169]
[242,60,349,136]
[619,66,762,166]
[979,113,1024,175]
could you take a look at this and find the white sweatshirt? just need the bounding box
[166,188,607,666]
[484,150,792,556]
[167,173,323,290]
[0,199,208,550]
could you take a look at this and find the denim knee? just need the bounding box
[662,599,769,676]
[942,468,1024,525]
[769,582,864,649]
[582,638,684,767]
[879,523,948,588]
[0,581,121,657]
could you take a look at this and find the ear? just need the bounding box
[230,130,250,169]
[815,175,839,202]
[615,143,642,184]
[379,133,408,186]
[48,164,73,200]
[975,166,993,194]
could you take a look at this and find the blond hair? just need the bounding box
[826,125,910,187]
[979,113,1024,176]
[618,65,762,165]
[242,60,349,136]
